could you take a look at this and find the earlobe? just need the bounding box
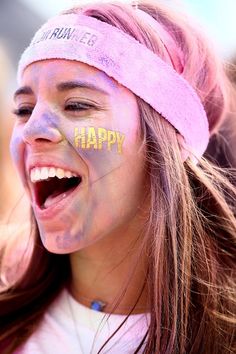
[177,134,190,162]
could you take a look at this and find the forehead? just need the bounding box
[21,59,120,92]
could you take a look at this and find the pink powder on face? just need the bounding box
[12,59,145,254]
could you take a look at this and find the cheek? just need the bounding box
[60,117,144,200]
[10,132,21,164]
[71,125,145,212]
[10,125,27,187]
[67,121,143,200]
[60,121,126,179]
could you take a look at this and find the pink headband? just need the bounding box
[17,12,209,160]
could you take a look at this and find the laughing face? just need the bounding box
[10,59,147,254]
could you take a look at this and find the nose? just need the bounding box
[22,107,64,145]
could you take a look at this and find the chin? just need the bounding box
[39,228,91,255]
[41,239,80,255]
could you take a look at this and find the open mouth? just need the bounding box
[34,175,82,209]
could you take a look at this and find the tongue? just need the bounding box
[43,188,75,209]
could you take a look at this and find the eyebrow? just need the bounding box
[14,80,110,100]
[56,80,110,96]
[14,86,34,100]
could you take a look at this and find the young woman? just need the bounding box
[0,1,235,353]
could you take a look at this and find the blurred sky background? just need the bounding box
[19,0,236,59]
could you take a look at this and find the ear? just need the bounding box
[177,134,190,162]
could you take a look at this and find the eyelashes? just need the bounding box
[12,107,33,117]
[64,102,95,112]
[12,102,96,118]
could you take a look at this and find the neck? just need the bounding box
[69,220,149,315]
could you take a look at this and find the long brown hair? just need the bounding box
[1,1,236,353]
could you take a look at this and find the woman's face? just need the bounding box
[11,59,147,253]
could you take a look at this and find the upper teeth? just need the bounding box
[30,167,78,183]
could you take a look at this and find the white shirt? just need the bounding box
[16,288,150,354]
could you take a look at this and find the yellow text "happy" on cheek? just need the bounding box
[74,127,125,154]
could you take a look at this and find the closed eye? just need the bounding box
[12,107,33,117]
[64,102,95,111]
[12,102,96,118]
